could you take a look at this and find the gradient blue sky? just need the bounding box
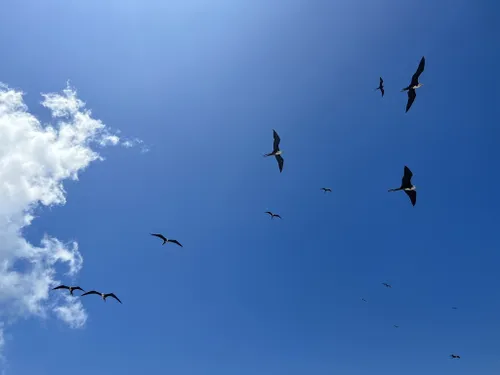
[0,0,499,374]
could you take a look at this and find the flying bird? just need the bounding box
[52,285,85,296]
[452,307,458,310]
[264,129,284,172]
[388,166,417,206]
[361,298,368,303]
[81,291,122,304]
[402,56,425,112]
[265,211,282,219]
[450,354,461,359]
[320,187,332,193]
[393,325,400,328]
[375,77,384,97]
[382,282,392,288]
[150,233,183,247]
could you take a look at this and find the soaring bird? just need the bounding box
[361,298,368,303]
[402,56,425,112]
[150,233,183,247]
[382,282,392,288]
[265,211,282,219]
[81,291,122,304]
[375,77,384,97]
[264,129,284,173]
[388,166,417,206]
[452,307,458,310]
[52,285,85,296]
[320,187,332,193]
[393,325,400,328]
[450,354,461,359]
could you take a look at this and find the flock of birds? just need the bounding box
[50,55,463,361]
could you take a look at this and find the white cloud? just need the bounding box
[0,81,141,357]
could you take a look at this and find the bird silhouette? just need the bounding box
[81,290,122,304]
[150,233,183,247]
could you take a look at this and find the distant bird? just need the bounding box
[375,77,384,97]
[150,233,183,247]
[52,285,85,296]
[382,282,392,288]
[450,354,461,359]
[361,298,368,303]
[320,187,332,193]
[402,56,425,112]
[265,211,282,219]
[264,129,284,173]
[388,166,417,206]
[393,325,399,328]
[452,307,458,310]
[81,291,122,304]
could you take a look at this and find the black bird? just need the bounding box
[52,285,85,296]
[452,307,458,310]
[450,354,461,359]
[382,282,392,288]
[81,291,122,304]
[393,325,400,328]
[402,56,425,112]
[264,129,284,173]
[388,166,417,206]
[320,187,332,193]
[375,77,384,97]
[361,298,368,303]
[265,211,282,219]
[150,233,183,247]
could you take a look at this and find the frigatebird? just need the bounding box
[150,233,183,247]
[264,129,284,173]
[265,211,282,219]
[382,282,392,288]
[375,77,384,97]
[402,56,425,112]
[450,354,461,359]
[52,285,85,296]
[320,187,332,193]
[361,298,368,303]
[81,291,122,304]
[393,325,400,328]
[388,166,417,206]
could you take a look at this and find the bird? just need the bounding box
[382,282,392,288]
[450,354,461,359]
[320,187,332,193]
[393,325,400,328]
[265,211,282,219]
[81,291,122,304]
[150,233,183,247]
[402,56,425,112]
[264,129,284,172]
[375,77,384,97]
[388,166,417,206]
[452,306,458,310]
[361,298,368,303]
[52,285,85,296]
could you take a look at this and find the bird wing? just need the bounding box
[402,166,413,186]
[272,129,281,152]
[404,190,417,206]
[52,285,69,290]
[274,214,282,219]
[411,56,425,86]
[380,77,383,85]
[405,89,416,112]
[380,87,384,97]
[151,233,167,242]
[105,293,122,304]
[81,290,101,297]
[265,211,273,216]
[73,286,85,292]
[168,239,183,247]
[275,154,284,172]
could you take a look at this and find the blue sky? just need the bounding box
[0,0,498,374]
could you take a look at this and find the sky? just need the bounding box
[0,0,498,374]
